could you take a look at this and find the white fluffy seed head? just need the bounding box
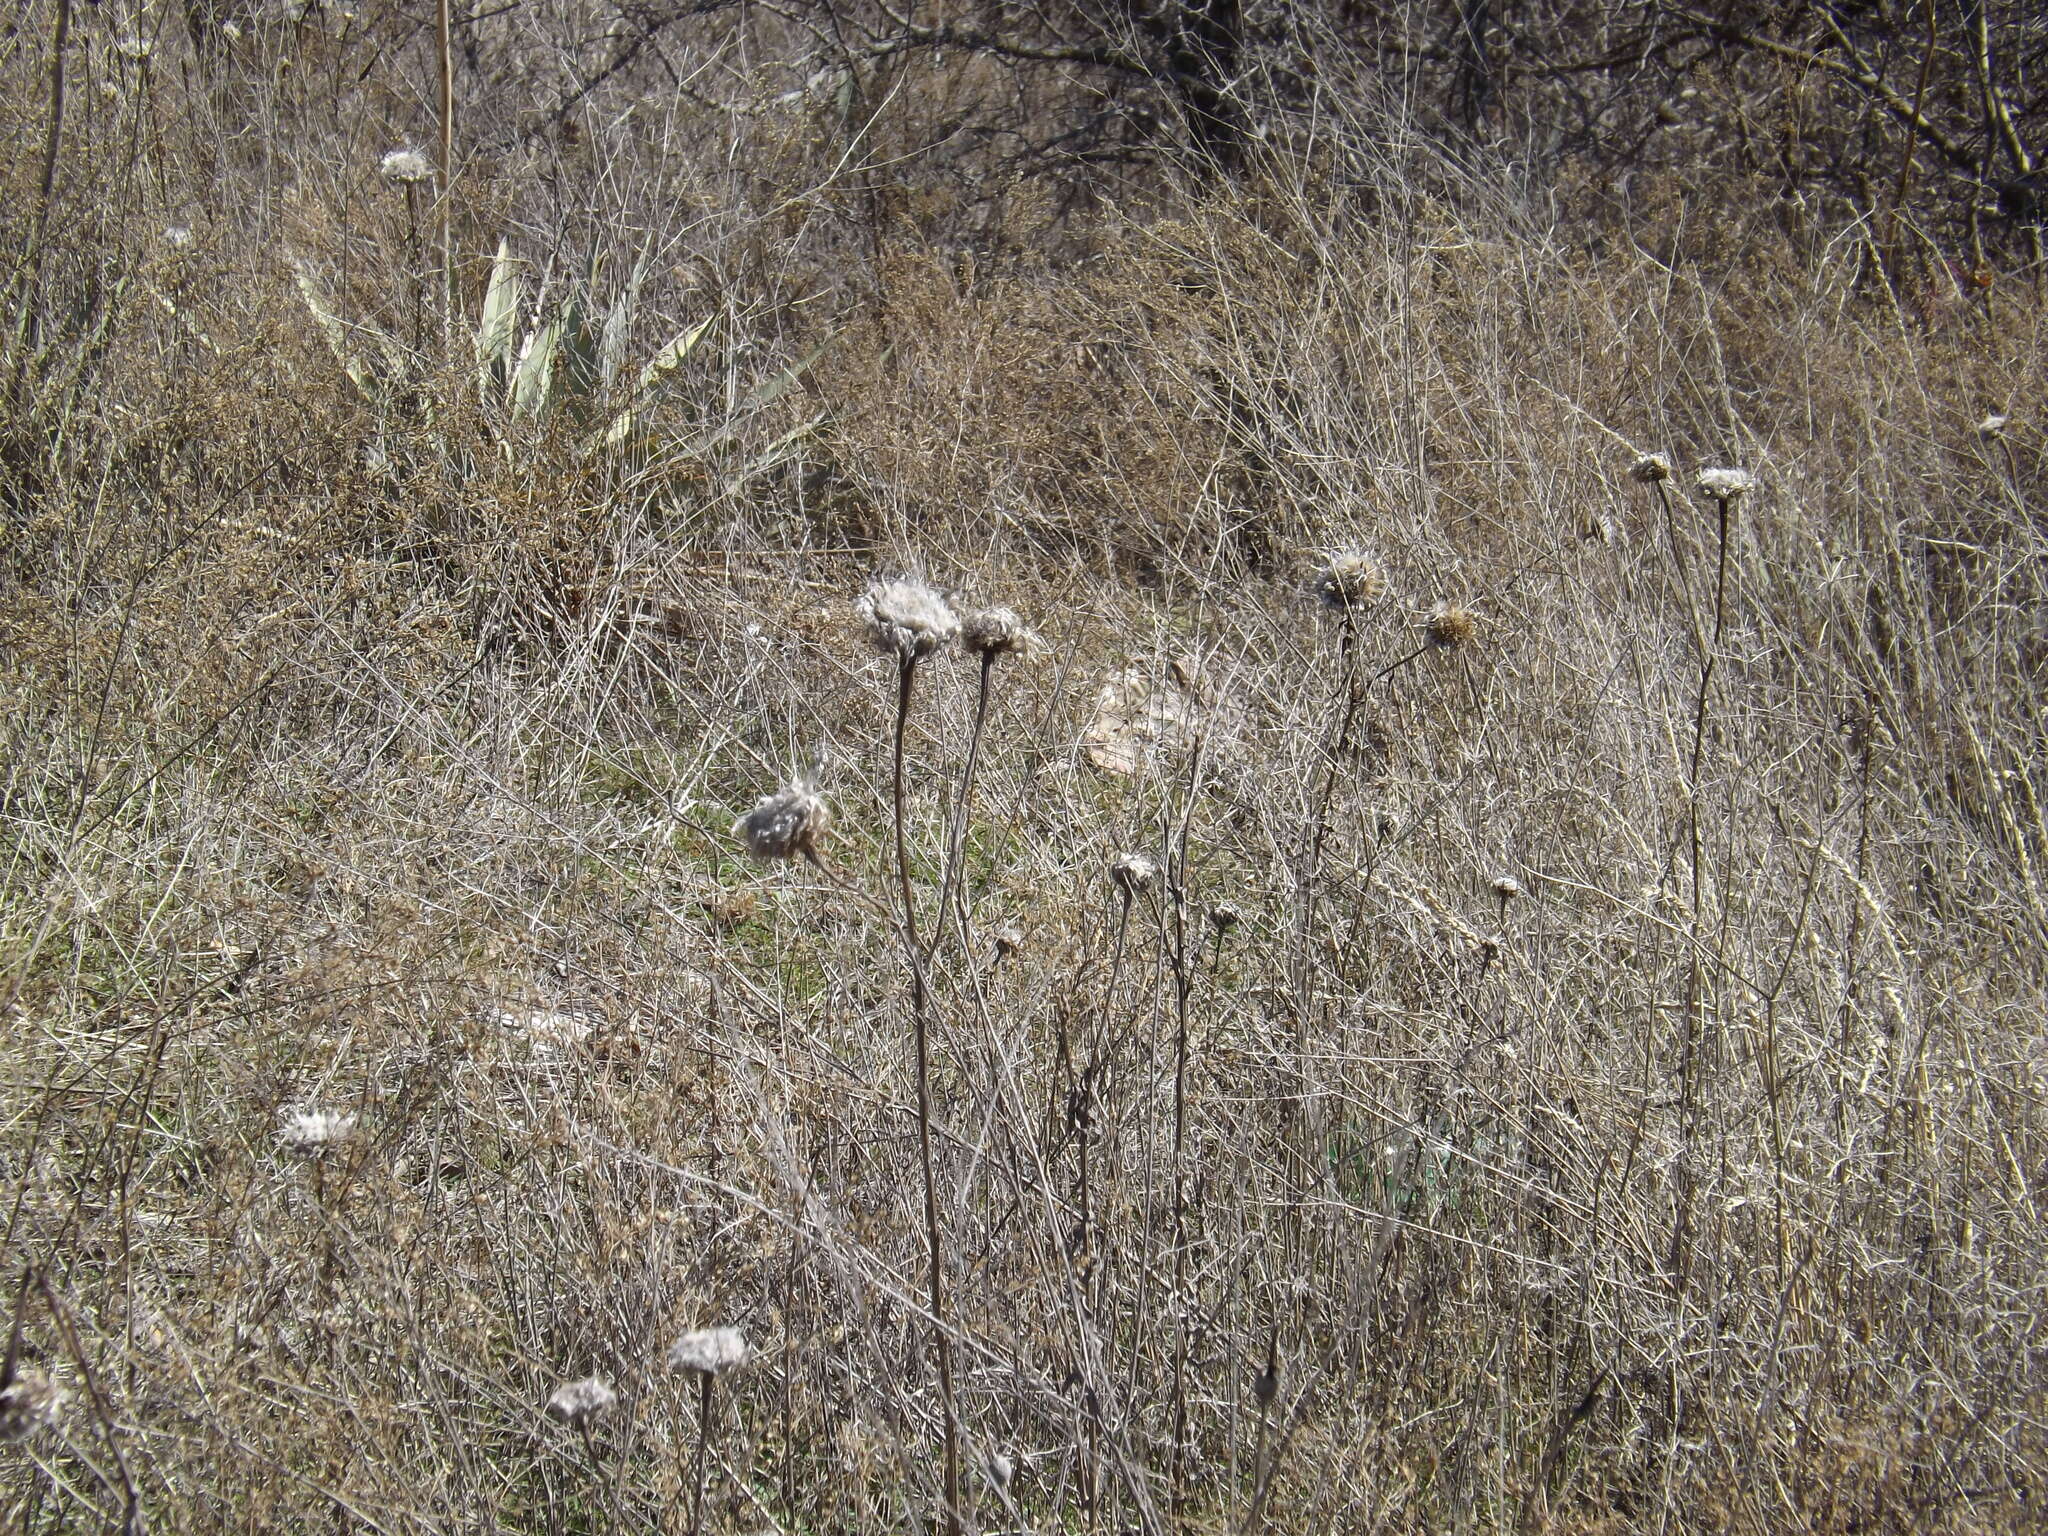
[1630,453,1672,484]
[1110,852,1159,895]
[546,1376,618,1427]
[1492,875,1523,900]
[1694,466,1755,501]
[380,148,431,184]
[1316,550,1387,610]
[734,783,830,862]
[280,1108,356,1154]
[858,576,959,661]
[960,607,1036,658]
[668,1326,750,1376]
[0,1372,68,1443]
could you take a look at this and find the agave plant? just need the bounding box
[294,239,719,452]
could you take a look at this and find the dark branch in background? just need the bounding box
[490,0,745,150]
[472,0,2042,257]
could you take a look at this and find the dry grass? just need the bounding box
[2,7,2044,1534]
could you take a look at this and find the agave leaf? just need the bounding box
[290,258,383,402]
[587,315,718,453]
[599,250,649,391]
[635,314,716,395]
[726,414,827,489]
[511,315,561,417]
[558,289,601,412]
[477,240,523,397]
[745,333,836,408]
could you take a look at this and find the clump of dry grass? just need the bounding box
[1,10,2044,1536]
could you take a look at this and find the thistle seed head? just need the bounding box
[380,148,431,184]
[859,576,959,662]
[1630,453,1672,484]
[960,606,1037,658]
[734,782,830,862]
[1110,852,1159,895]
[668,1326,750,1376]
[0,1372,69,1443]
[280,1108,356,1154]
[1315,550,1387,611]
[1426,603,1478,650]
[1694,466,1755,502]
[546,1376,618,1427]
[1491,875,1523,901]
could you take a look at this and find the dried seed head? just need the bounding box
[858,576,959,662]
[1491,875,1523,901]
[1110,852,1159,895]
[1426,603,1479,650]
[1694,466,1755,502]
[734,782,830,862]
[280,1108,356,1154]
[1630,453,1672,484]
[668,1326,750,1376]
[960,607,1037,658]
[1315,550,1387,611]
[993,925,1026,959]
[0,1372,69,1443]
[380,148,431,184]
[1209,902,1242,933]
[1978,413,2009,442]
[546,1376,618,1427]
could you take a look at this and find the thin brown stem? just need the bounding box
[891,655,961,1536]
[686,1374,712,1536]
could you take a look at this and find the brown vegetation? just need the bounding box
[2,3,2044,1532]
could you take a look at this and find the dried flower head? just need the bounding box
[960,607,1037,658]
[1110,852,1159,895]
[734,781,830,862]
[1630,453,1672,484]
[1315,550,1387,611]
[1209,902,1242,933]
[668,1326,750,1376]
[0,1371,68,1443]
[380,148,431,184]
[1978,413,2009,442]
[546,1376,618,1427]
[1694,467,1755,502]
[858,576,959,662]
[1491,876,1523,901]
[279,1107,356,1154]
[1426,603,1479,650]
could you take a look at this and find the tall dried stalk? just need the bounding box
[887,652,962,1536]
